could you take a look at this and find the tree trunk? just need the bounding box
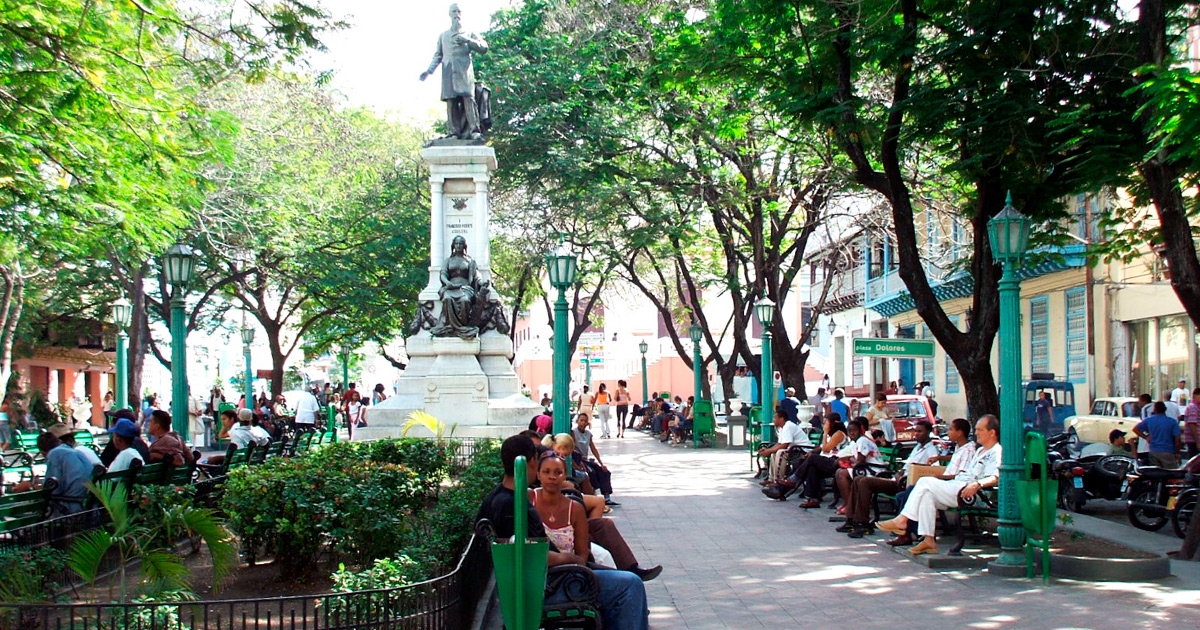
[126,266,148,411]
[0,262,23,393]
[1137,1,1200,330]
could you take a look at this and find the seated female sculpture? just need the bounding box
[433,235,485,338]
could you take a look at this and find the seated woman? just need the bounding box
[831,417,883,515]
[542,433,606,518]
[533,451,616,568]
[788,414,849,509]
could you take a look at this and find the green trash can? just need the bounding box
[1018,432,1057,581]
[489,456,547,630]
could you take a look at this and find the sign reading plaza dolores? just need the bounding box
[852,338,936,359]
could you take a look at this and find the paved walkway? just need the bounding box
[590,430,1200,629]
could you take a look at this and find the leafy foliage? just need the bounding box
[0,547,66,602]
[69,480,236,602]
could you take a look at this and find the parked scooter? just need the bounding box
[1123,453,1200,532]
[1047,429,1134,512]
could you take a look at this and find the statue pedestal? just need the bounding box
[357,333,541,440]
[354,144,540,441]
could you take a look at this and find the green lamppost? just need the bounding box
[583,347,592,388]
[639,340,649,407]
[755,296,775,443]
[164,242,197,440]
[111,297,133,412]
[987,192,1033,572]
[241,326,255,408]
[689,323,703,400]
[546,244,578,434]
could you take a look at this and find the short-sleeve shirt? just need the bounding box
[148,432,191,467]
[853,435,883,466]
[1184,402,1200,445]
[828,399,850,422]
[954,443,1001,484]
[945,441,977,477]
[108,447,144,472]
[1135,414,1182,453]
[295,392,320,425]
[903,440,941,477]
[865,405,890,426]
[776,421,812,447]
[572,428,594,459]
[46,444,94,505]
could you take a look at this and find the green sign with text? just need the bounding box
[852,338,935,358]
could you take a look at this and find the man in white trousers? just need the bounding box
[877,414,1002,555]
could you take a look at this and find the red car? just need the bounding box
[881,395,939,442]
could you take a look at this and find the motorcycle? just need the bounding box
[1046,430,1134,512]
[1123,453,1200,532]
[1171,482,1198,538]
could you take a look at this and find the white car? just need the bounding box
[1067,397,1140,444]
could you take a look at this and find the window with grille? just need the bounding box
[1030,296,1049,376]
[852,329,864,387]
[1065,288,1087,383]
[945,317,960,393]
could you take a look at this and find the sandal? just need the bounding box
[603,506,613,514]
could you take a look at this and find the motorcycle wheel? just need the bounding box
[1057,477,1084,512]
[1127,487,1169,532]
[1171,491,1197,539]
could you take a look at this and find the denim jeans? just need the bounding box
[544,568,648,630]
[594,569,649,630]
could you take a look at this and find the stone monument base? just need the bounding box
[353,332,542,442]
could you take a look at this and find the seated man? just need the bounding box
[831,417,885,514]
[12,432,94,516]
[757,408,812,485]
[108,418,146,472]
[146,410,194,467]
[837,420,939,538]
[49,423,102,468]
[229,409,270,449]
[99,408,149,467]
[877,415,1002,555]
[476,435,649,629]
[883,417,976,546]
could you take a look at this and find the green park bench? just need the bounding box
[477,455,601,630]
[12,429,40,452]
[0,478,57,535]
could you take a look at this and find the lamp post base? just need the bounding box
[987,558,1027,577]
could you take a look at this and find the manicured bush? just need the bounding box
[222,446,425,573]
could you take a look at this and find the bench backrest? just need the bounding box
[13,430,40,451]
[0,479,56,532]
[265,439,285,459]
[247,443,269,465]
[227,444,253,470]
[73,431,95,446]
[133,461,168,485]
[165,462,196,486]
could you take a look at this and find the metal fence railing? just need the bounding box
[446,437,492,473]
[0,532,491,630]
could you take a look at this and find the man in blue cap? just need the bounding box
[99,408,148,467]
[107,418,145,472]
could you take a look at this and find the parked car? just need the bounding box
[1067,397,1141,443]
[881,395,939,442]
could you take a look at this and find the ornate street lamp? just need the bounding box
[828,318,837,336]
[546,243,578,434]
[110,297,133,412]
[755,296,776,445]
[689,323,704,447]
[241,326,255,411]
[164,243,196,440]
[987,192,1033,573]
[639,340,649,408]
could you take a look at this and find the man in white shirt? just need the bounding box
[1171,379,1189,406]
[228,409,259,449]
[294,388,321,433]
[878,415,1002,555]
[757,408,812,484]
[108,419,145,473]
[840,420,941,538]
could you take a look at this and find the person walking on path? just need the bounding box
[614,380,632,437]
[595,382,613,439]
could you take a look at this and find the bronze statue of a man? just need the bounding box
[420,4,489,141]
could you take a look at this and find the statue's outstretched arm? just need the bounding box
[420,37,444,80]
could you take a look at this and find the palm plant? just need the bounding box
[68,481,238,602]
[401,410,457,441]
